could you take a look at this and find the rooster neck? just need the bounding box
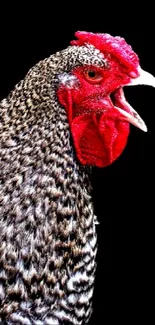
[0,51,97,324]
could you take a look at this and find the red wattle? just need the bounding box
[71,112,129,167]
[57,86,130,168]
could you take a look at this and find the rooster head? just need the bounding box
[57,31,155,167]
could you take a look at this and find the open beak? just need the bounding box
[113,68,155,132]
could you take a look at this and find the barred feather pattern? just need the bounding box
[0,44,106,324]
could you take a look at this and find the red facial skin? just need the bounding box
[57,32,140,168]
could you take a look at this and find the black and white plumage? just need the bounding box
[1,30,154,324]
[0,44,103,325]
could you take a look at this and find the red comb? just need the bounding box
[71,31,139,73]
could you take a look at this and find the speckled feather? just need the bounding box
[0,44,106,324]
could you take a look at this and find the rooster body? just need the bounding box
[0,32,154,324]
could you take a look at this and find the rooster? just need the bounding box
[0,31,154,325]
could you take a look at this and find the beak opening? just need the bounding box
[115,67,155,132]
[111,84,148,132]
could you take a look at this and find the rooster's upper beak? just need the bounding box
[128,68,155,88]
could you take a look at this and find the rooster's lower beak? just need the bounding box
[114,68,155,132]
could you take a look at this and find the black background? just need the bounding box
[0,5,154,324]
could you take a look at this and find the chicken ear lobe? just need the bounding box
[57,87,73,125]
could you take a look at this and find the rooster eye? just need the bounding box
[87,70,96,78]
[84,69,103,83]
